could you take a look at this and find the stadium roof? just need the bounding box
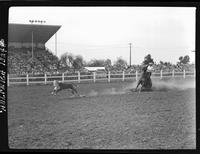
[8,23,61,44]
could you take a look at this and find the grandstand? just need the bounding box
[8,23,61,75]
[7,24,195,75]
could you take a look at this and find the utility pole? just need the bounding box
[31,31,34,60]
[55,33,57,56]
[129,43,132,67]
[29,19,46,60]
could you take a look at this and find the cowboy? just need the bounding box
[146,62,154,76]
[144,62,154,89]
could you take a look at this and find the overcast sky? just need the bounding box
[9,7,196,64]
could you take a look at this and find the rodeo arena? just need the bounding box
[7,23,196,149]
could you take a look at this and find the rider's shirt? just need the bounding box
[147,65,153,72]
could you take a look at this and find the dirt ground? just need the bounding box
[7,78,196,149]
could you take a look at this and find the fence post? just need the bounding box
[183,69,186,78]
[172,69,174,78]
[78,71,80,83]
[26,74,29,85]
[93,72,96,83]
[44,73,47,84]
[7,74,9,87]
[62,73,64,83]
[160,70,163,79]
[122,71,125,81]
[108,71,110,82]
[136,70,138,81]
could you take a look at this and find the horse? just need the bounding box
[135,71,152,92]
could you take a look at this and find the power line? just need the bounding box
[47,42,128,47]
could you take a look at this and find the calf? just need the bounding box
[51,80,80,96]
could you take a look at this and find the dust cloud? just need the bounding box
[87,78,195,96]
[152,79,195,91]
[88,87,126,96]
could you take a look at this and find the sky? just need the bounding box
[9,7,196,65]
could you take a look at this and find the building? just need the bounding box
[8,23,61,50]
[84,67,106,72]
[8,23,61,74]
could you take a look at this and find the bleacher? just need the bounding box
[8,23,61,75]
[8,46,59,75]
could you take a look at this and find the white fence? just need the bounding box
[7,70,195,86]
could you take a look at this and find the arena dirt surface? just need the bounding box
[8,78,195,149]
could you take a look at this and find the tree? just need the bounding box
[67,54,74,67]
[104,59,112,71]
[182,55,190,64]
[179,56,183,63]
[142,54,154,65]
[113,57,128,71]
[159,61,165,70]
[159,61,164,65]
[72,55,84,70]
[59,52,75,71]
[59,53,69,69]
[178,55,190,65]
[88,59,105,67]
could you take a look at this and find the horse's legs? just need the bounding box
[53,87,62,95]
[52,86,57,95]
[71,87,80,96]
[138,87,141,93]
[135,80,141,91]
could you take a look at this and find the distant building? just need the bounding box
[84,67,106,72]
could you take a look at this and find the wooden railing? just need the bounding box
[7,70,195,86]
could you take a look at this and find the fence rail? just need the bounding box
[7,70,195,86]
